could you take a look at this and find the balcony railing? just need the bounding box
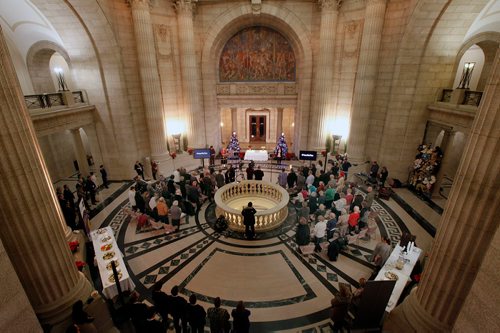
[214,180,289,233]
[462,90,483,106]
[24,90,88,110]
[437,88,482,107]
[440,89,453,103]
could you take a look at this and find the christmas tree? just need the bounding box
[227,131,241,152]
[274,133,288,160]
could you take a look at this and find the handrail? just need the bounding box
[24,90,88,110]
[214,180,289,233]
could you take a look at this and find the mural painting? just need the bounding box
[219,26,296,82]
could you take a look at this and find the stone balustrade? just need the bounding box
[214,180,289,233]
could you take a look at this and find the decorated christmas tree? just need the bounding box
[227,131,241,152]
[274,132,288,160]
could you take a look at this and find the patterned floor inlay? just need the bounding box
[96,192,413,332]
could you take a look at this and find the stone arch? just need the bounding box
[201,2,313,152]
[30,0,141,179]
[26,40,71,94]
[377,0,489,179]
[454,31,500,91]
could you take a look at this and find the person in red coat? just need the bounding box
[348,206,360,233]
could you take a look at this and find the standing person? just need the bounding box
[207,297,230,333]
[306,170,315,187]
[278,168,287,188]
[231,301,251,333]
[330,284,352,333]
[241,202,257,240]
[369,161,379,183]
[296,170,306,190]
[156,197,169,223]
[227,165,236,183]
[209,145,216,166]
[245,163,254,180]
[379,166,389,187]
[348,206,361,233]
[253,166,264,180]
[215,169,225,189]
[63,184,75,209]
[287,168,297,189]
[313,215,327,252]
[170,200,182,232]
[86,175,98,205]
[170,285,188,333]
[151,282,170,329]
[71,300,96,333]
[151,160,159,180]
[134,160,144,179]
[128,186,137,211]
[341,158,352,180]
[371,236,392,268]
[135,190,146,213]
[187,294,206,333]
[99,164,109,188]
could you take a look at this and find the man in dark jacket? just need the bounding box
[241,202,257,239]
[187,294,206,333]
[170,285,188,333]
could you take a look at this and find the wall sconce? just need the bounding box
[457,62,475,89]
[172,133,182,153]
[54,67,68,91]
[332,135,342,154]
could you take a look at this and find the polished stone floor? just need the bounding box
[86,162,441,332]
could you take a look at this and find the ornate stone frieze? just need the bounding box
[216,83,297,96]
[318,0,342,10]
[251,0,262,15]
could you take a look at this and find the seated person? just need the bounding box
[214,215,229,234]
[137,213,150,231]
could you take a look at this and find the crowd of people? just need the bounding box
[125,283,251,333]
[56,165,109,230]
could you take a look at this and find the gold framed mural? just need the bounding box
[219,26,296,82]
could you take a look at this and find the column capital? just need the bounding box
[175,0,196,14]
[318,0,342,11]
[127,0,151,10]
[366,0,387,5]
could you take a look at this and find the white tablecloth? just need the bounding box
[375,244,421,312]
[244,150,268,161]
[90,227,135,299]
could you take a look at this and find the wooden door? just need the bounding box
[249,116,266,142]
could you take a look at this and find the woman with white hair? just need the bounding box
[170,200,182,232]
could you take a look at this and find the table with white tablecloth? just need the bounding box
[375,244,421,312]
[244,150,268,161]
[90,227,135,299]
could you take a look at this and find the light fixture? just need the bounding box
[220,122,224,127]
[54,67,68,91]
[457,62,475,89]
[332,134,342,154]
[172,133,182,153]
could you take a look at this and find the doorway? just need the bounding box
[249,116,266,142]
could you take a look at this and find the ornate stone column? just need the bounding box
[70,128,90,176]
[385,50,500,332]
[175,0,206,147]
[0,27,92,325]
[130,0,173,175]
[348,0,387,163]
[309,0,340,149]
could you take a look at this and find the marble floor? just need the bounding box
[88,161,441,332]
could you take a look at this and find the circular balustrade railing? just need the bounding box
[214,180,290,233]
